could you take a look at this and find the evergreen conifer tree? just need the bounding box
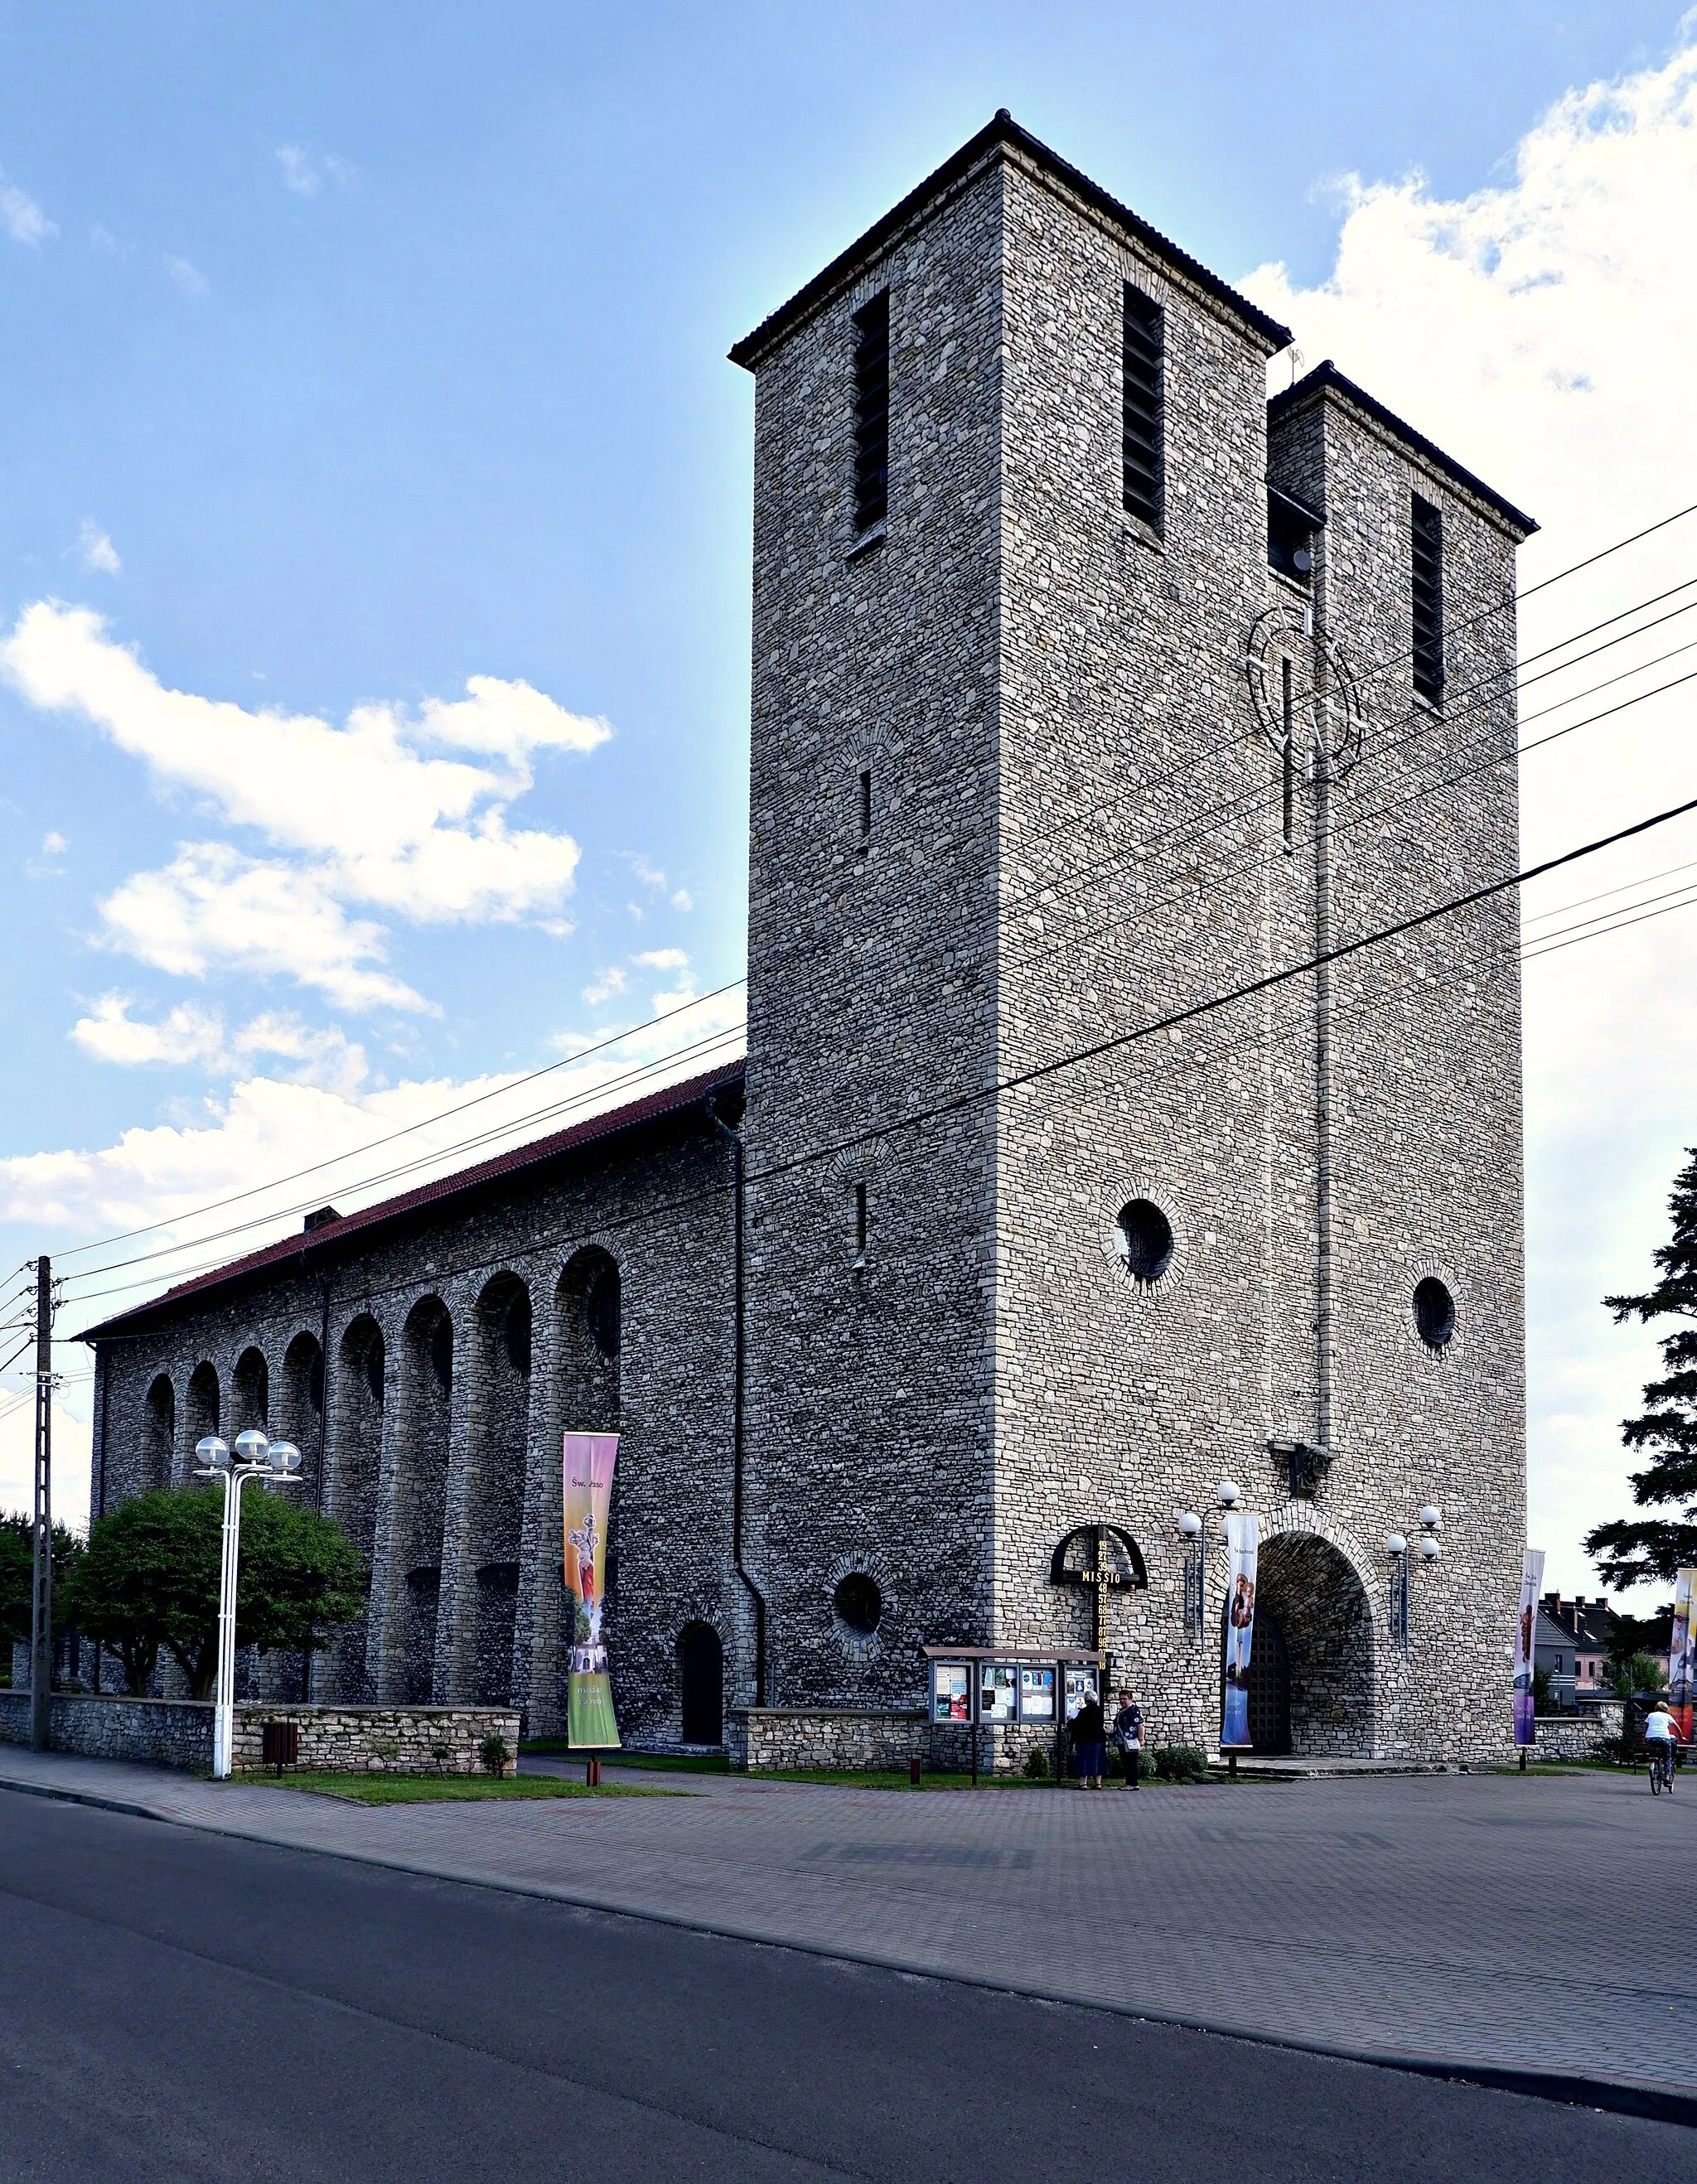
[1586,1145,1697,1587]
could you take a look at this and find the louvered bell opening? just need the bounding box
[853,291,889,534]
[1412,494,1444,703]
[1122,286,1163,532]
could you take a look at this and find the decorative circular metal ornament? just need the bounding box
[1244,605,1366,777]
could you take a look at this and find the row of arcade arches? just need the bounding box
[131,1247,623,1713]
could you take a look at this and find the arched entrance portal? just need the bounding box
[1253,1533,1374,1757]
[678,1622,723,1747]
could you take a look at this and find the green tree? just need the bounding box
[65,1487,365,1699]
[1587,1146,1697,1587]
[1,1511,85,1652]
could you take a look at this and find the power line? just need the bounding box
[48,583,1697,1308]
[69,780,1697,1333]
[40,514,1697,1305]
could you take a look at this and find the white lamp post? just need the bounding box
[194,1430,302,1778]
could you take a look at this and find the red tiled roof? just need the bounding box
[79,1058,745,1341]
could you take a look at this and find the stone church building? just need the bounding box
[81,114,1534,1765]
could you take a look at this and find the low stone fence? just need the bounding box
[1533,1703,1622,1763]
[728,1706,926,1771]
[0,1693,518,1776]
[230,1706,518,1777]
[0,1691,211,1771]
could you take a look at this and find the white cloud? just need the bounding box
[71,994,224,1068]
[582,965,628,1006]
[670,888,694,911]
[1242,29,1697,1601]
[70,994,371,1094]
[635,948,689,972]
[89,222,117,255]
[627,855,668,891]
[0,171,56,247]
[0,604,609,1005]
[40,830,66,856]
[3,988,747,1335]
[76,520,121,576]
[163,254,208,297]
[277,145,355,196]
[96,844,430,1013]
[0,1394,89,1532]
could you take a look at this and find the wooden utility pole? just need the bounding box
[29,1256,52,1752]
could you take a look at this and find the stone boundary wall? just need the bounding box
[230,1706,518,1776]
[0,1693,517,1776]
[0,1691,212,1771]
[728,1707,926,1771]
[1534,1705,1622,1763]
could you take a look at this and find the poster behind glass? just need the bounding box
[1018,1666,1056,1721]
[931,1661,971,1723]
[1063,1665,1100,1719]
[979,1663,1017,1723]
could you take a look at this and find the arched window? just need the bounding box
[233,1346,268,1435]
[471,1274,532,1707]
[143,1374,175,1492]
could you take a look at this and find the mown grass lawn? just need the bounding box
[261,1771,679,1804]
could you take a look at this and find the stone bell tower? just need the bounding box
[730,112,1530,1762]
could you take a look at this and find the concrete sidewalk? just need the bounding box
[2,1743,1691,2112]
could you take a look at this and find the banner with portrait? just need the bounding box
[1512,1547,1545,1747]
[1670,1568,1696,1742]
[563,1432,621,1748]
[1220,1511,1259,1750]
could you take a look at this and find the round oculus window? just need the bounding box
[1115,1198,1174,1285]
[833,1572,882,1636]
[1413,1276,1456,1351]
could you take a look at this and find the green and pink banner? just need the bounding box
[564,1432,621,1749]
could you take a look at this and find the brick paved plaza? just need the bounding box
[2,1751,1690,2109]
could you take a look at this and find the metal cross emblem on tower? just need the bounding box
[1048,1524,1148,1651]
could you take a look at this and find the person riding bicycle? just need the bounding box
[1646,1700,1684,1782]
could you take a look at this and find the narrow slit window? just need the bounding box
[853,1181,868,1266]
[852,292,890,534]
[1412,493,1444,704]
[1121,286,1163,533]
[858,766,872,843]
[1280,655,1295,850]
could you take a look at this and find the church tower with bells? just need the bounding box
[731,111,1535,1761]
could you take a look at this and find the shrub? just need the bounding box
[481,1732,511,1777]
[1021,1744,1050,1780]
[1153,1745,1209,1783]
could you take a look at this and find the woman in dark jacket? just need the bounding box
[1071,1693,1106,1788]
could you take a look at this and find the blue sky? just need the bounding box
[4,3,1697,1596]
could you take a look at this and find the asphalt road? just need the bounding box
[0,1788,1685,2183]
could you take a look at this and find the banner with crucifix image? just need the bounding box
[1220,1511,1259,1750]
[564,1432,621,1748]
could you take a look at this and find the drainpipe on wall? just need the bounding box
[1308,595,1336,1467]
[706,1090,768,1707]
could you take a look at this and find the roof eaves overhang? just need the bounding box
[77,1058,747,1346]
[1269,360,1538,542]
[728,110,1293,373]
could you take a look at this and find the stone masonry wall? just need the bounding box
[0,1691,212,1771]
[0,1693,519,1774]
[228,1705,519,1776]
[738,153,1006,1711]
[85,1087,742,1752]
[728,1707,927,1771]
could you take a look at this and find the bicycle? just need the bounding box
[1649,1742,1675,1795]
